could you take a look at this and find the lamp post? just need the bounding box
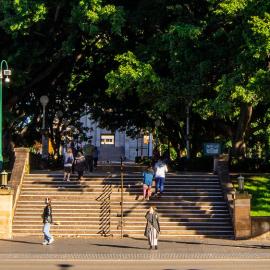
[40,95,49,159]
[237,175,245,193]
[186,103,191,160]
[0,60,11,171]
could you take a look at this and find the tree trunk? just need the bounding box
[232,103,253,156]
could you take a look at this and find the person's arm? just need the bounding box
[49,206,53,223]
[165,165,168,173]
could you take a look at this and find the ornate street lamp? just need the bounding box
[40,95,49,159]
[237,175,245,193]
[0,60,11,171]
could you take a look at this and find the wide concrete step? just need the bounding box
[23,181,221,191]
[16,200,228,206]
[12,233,234,238]
[13,225,232,233]
[15,206,229,213]
[13,216,231,223]
[20,190,223,195]
[14,208,229,214]
[25,174,218,178]
[12,228,233,235]
[12,220,232,226]
[17,195,225,202]
[14,211,230,218]
[21,186,222,191]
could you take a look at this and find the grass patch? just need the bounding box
[232,175,270,216]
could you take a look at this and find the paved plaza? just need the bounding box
[1,237,270,261]
[1,237,270,269]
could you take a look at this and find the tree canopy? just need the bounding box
[0,0,270,161]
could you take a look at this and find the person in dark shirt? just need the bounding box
[42,197,54,245]
[74,152,87,180]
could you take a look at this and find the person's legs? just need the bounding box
[147,185,152,198]
[85,156,90,171]
[160,178,164,192]
[160,177,165,193]
[78,171,83,180]
[143,184,147,198]
[43,223,52,243]
[94,158,98,168]
[155,178,160,193]
[66,168,71,181]
[89,156,94,172]
[153,228,158,248]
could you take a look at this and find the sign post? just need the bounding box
[203,143,221,173]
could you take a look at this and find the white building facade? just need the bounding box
[81,115,153,162]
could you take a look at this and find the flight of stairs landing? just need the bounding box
[12,173,234,238]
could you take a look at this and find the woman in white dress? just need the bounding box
[144,206,160,250]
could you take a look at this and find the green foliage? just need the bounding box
[105,51,161,100]
[1,0,47,35]
[71,0,125,35]
[233,175,270,216]
[0,0,270,164]
[216,0,249,16]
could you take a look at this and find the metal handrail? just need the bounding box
[120,156,124,238]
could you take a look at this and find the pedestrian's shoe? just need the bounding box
[42,240,48,245]
[149,246,152,250]
[48,238,54,245]
[155,245,158,250]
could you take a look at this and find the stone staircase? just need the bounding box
[12,173,234,238]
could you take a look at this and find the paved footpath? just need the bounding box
[1,237,270,269]
[1,237,270,261]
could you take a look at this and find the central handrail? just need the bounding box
[120,156,124,238]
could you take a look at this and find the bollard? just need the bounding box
[0,170,8,186]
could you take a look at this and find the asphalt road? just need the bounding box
[2,260,270,270]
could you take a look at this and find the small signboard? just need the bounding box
[203,143,221,156]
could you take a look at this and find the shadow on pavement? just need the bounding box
[0,239,41,245]
[57,264,73,270]
[129,237,270,250]
[92,243,146,250]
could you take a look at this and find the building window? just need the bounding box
[101,134,115,145]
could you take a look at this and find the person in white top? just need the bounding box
[154,159,168,196]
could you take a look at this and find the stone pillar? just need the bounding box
[216,154,229,182]
[0,189,13,239]
[9,147,30,208]
[233,193,252,239]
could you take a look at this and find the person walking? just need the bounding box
[63,148,74,181]
[42,197,54,245]
[144,206,160,250]
[74,152,86,180]
[154,158,168,197]
[83,140,95,172]
[93,146,99,169]
[142,166,154,200]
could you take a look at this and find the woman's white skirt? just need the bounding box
[148,226,158,246]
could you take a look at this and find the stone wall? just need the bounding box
[9,148,29,213]
[251,217,270,239]
[216,154,234,217]
[0,189,13,239]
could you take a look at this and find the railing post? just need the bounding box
[120,156,124,238]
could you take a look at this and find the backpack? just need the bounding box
[65,155,73,165]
